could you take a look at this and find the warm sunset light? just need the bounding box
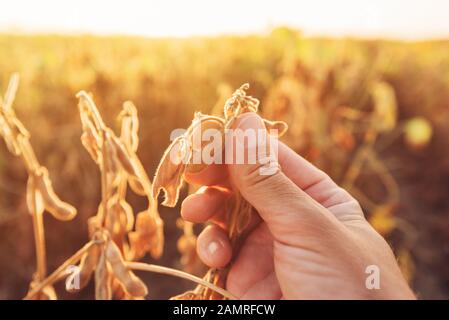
[0,0,447,305]
[1,0,448,39]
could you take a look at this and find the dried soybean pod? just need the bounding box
[119,200,135,232]
[127,156,151,196]
[120,101,139,152]
[149,215,164,259]
[152,136,189,207]
[78,243,100,289]
[105,239,148,297]
[35,167,77,221]
[95,249,112,300]
[0,120,21,155]
[263,119,288,138]
[10,116,30,138]
[2,73,19,112]
[80,114,101,163]
[81,131,100,163]
[128,231,145,260]
[109,133,137,175]
[102,132,120,174]
[105,196,134,234]
[133,209,164,259]
[186,117,224,174]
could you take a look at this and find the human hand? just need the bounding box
[181,112,415,300]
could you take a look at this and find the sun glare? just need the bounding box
[0,0,449,39]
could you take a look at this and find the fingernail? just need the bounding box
[207,240,221,256]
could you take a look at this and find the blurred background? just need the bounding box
[0,0,448,299]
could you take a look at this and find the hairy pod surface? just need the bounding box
[105,239,148,297]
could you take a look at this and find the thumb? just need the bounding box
[227,113,338,243]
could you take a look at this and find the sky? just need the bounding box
[0,0,448,39]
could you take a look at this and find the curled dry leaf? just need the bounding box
[129,209,164,260]
[224,83,259,120]
[105,239,148,298]
[263,119,288,138]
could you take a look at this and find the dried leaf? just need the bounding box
[128,209,164,260]
[263,119,288,137]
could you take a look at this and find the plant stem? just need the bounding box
[24,241,95,300]
[126,262,237,300]
[98,132,108,227]
[32,210,47,281]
